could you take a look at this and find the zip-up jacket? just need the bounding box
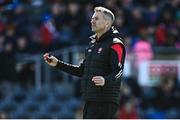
[56,27,126,104]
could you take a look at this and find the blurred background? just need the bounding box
[0,0,179,119]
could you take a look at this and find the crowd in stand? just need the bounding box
[0,0,179,118]
[0,0,179,53]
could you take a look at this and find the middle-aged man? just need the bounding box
[43,6,126,119]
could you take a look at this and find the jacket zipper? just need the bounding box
[85,41,98,92]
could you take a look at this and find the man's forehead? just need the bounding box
[92,12,104,18]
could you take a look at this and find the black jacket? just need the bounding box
[56,27,126,104]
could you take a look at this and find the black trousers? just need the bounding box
[83,101,118,119]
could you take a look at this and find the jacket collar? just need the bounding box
[89,26,119,43]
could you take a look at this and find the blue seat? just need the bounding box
[10,111,34,119]
[33,92,49,103]
[19,101,40,114]
[53,84,74,102]
[11,92,27,104]
[33,112,54,119]
[66,98,82,111]
[145,107,166,119]
[0,101,18,115]
[60,106,75,119]
[40,101,62,113]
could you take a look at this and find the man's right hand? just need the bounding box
[43,53,58,67]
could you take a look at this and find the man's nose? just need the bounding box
[91,20,93,24]
[91,19,95,24]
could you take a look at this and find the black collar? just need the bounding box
[89,26,119,43]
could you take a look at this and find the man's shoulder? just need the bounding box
[110,27,125,45]
[112,37,124,45]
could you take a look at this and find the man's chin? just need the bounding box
[91,29,95,32]
[91,28,97,32]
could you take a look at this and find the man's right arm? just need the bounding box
[43,53,84,77]
[55,60,85,77]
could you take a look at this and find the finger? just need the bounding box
[93,80,103,84]
[44,57,48,61]
[45,60,49,63]
[44,57,52,63]
[92,77,100,79]
[92,78,102,82]
[93,80,100,84]
[47,58,52,63]
[92,79,101,81]
[92,76,101,78]
[44,56,50,61]
[95,83,103,86]
[43,53,49,57]
[92,76,102,79]
[92,78,100,81]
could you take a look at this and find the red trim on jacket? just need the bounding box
[111,44,123,63]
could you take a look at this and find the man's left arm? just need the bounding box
[92,43,125,86]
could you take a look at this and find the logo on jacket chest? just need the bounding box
[97,48,102,54]
[88,48,102,53]
[87,45,103,54]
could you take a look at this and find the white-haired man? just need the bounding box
[44,6,126,118]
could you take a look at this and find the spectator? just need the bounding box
[0,21,5,33]
[50,2,67,31]
[114,8,128,35]
[133,26,154,68]
[4,23,16,44]
[155,24,167,46]
[12,4,30,36]
[17,63,35,89]
[0,34,4,52]
[153,75,178,111]
[175,11,180,49]
[66,2,85,40]
[0,41,17,83]
[40,16,56,48]
[129,7,146,36]
[118,96,139,119]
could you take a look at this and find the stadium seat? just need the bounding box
[66,98,82,111]
[60,105,75,119]
[53,84,74,102]
[0,101,18,116]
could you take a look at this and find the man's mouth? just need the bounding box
[92,24,95,27]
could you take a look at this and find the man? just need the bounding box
[43,6,126,119]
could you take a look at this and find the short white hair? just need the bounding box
[94,6,115,25]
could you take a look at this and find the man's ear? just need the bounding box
[105,21,111,28]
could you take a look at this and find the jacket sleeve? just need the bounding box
[104,43,125,84]
[55,59,85,77]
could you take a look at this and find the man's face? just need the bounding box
[91,12,107,33]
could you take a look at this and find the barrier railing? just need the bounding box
[16,45,180,89]
[16,46,86,90]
